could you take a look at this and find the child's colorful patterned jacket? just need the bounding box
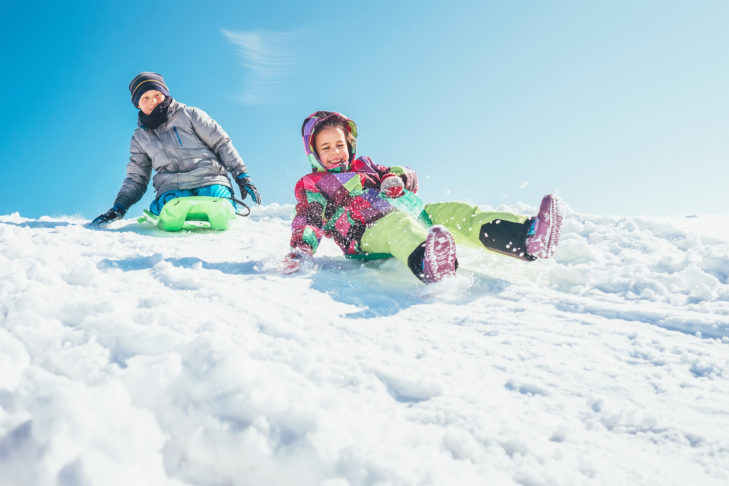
[290,156,420,256]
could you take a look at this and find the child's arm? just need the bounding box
[282,181,325,273]
[351,156,388,188]
[188,107,262,204]
[284,171,367,272]
[187,107,248,178]
[288,176,327,255]
[112,136,153,211]
[352,157,418,194]
[289,207,325,254]
[91,137,151,226]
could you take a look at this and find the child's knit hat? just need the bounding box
[129,72,169,107]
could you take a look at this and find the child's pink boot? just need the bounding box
[526,194,564,259]
[422,225,458,283]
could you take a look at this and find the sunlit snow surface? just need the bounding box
[1,204,728,486]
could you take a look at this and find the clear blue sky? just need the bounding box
[1,0,727,218]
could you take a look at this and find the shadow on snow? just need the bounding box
[307,257,511,319]
[98,255,263,276]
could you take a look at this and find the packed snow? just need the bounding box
[1,202,728,486]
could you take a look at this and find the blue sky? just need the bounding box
[1,0,727,219]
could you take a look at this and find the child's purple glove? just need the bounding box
[380,173,405,198]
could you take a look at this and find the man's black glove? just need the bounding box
[236,173,261,204]
[90,206,126,227]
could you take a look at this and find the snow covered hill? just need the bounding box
[1,203,728,486]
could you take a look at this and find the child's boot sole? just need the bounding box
[422,225,457,283]
[527,194,564,259]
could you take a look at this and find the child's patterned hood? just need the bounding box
[301,111,358,172]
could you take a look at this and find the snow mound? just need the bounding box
[1,206,728,485]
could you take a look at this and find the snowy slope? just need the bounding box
[1,203,728,486]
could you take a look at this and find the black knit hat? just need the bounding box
[129,72,170,107]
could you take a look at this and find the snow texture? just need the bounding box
[1,203,728,486]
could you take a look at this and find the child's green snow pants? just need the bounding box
[360,201,533,266]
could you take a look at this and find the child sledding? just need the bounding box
[90,72,261,230]
[282,111,564,283]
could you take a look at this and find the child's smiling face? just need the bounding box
[314,126,349,169]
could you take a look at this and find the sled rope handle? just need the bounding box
[228,197,251,217]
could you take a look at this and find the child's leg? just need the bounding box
[360,211,428,266]
[150,189,194,215]
[361,211,458,283]
[425,202,535,261]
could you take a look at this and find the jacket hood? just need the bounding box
[301,111,358,172]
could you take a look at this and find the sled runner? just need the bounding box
[137,196,238,231]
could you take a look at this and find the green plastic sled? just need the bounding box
[137,196,236,231]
